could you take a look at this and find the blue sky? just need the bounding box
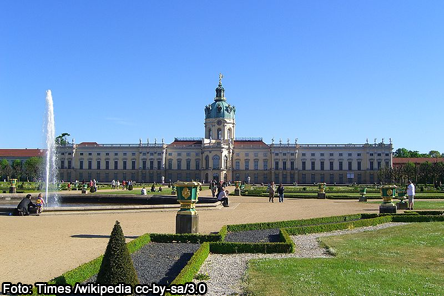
[1,1,443,153]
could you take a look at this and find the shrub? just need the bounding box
[96,221,139,288]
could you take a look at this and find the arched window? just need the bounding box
[205,155,209,169]
[208,128,212,139]
[224,155,228,169]
[227,128,232,139]
[212,155,220,169]
[217,128,222,140]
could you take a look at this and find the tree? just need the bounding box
[394,148,410,158]
[96,221,139,290]
[12,159,23,180]
[0,159,12,181]
[55,133,71,146]
[429,150,441,158]
[24,157,43,182]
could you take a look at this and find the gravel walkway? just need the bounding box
[195,222,406,296]
[224,228,281,243]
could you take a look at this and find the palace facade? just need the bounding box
[57,78,393,184]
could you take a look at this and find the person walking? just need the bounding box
[277,184,285,202]
[268,181,276,203]
[407,180,415,210]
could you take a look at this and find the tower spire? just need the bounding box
[215,73,225,101]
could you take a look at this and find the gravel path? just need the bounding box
[195,222,406,296]
[224,228,281,243]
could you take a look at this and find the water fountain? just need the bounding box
[43,90,59,206]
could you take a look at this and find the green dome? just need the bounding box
[204,81,236,119]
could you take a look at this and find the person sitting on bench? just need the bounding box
[217,189,230,207]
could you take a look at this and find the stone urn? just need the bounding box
[234,181,242,196]
[9,179,17,193]
[379,185,397,213]
[317,182,327,199]
[359,187,367,202]
[175,181,201,233]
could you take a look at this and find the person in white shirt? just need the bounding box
[141,187,147,195]
[217,189,229,207]
[407,180,415,210]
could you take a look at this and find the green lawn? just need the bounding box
[368,200,444,209]
[245,222,444,296]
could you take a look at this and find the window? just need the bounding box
[283,161,287,170]
[114,160,118,170]
[132,153,136,156]
[157,160,161,169]
[88,160,92,170]
[142,160,147,170]
[67,160,72,169]
[245,159,250,170]
[80,153,84,156]
[212,155,220,169]
[235,160,240,170]
[339,153,343,157]
[311,153,315,157]
[320,153,324,157]
[263,160,268,170]
[385,161,389,168]
[320,161,324,170]
[357,161,361,171]
[150,160,154,170]
[370,161,374,170]
[88,153,92,156]
[106,153,109,156]
[263,153,268,157]
[302,153,306,157]
[123,160,127,170]
[205,156,210,169]
[60,160,65,169]
[61,153,65,155]
[283,153,287,156]
[132,160,136,170]
[330,153,334,157]
[254,153,259,157]
[178,153,182,156]
[357,153,361,157]
[114,153,118,156]
[254,160,259,170]
[348,153,352,157]
[123,153,127,156]
[186,153,191,157]
[168,159,173,170]
[330,161,334,170]
[339,161,343,170]
[97,160,101,170]
[177,159,182,170]
[186,159,191,170]
[377,153,381,157]
[275,161,279,170]
[97,153,101,156]
[311,161,315,170]
[378,161,382,170]
[245,153,249,157]
[370,153,374,156]
[290,161,295,170]
[195,159,200,170]
[302,161,306,170]
[348,161,352,171]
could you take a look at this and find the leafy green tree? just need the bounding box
[96,221,139,290]
[403,162,417,184]
[418,161,433,184]
[394,148,411,158]
[55,133,71,146]
[0,159,12,180]
[24,157,43,181]
[429,150,441,158]
[12,159,23,180]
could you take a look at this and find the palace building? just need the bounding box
[57,76,393,184]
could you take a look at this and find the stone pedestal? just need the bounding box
[234,188,241,196]
[359,195,367,202]
[176,213,199,234]
[9,179,17,193]
[396,201,408,210]
[379,203,397,213]
[317,192,326,199]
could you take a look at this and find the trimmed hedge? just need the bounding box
[404,210,444,216]
[210,242,293,254]
[227,214,362,232]
[279,228,295,253]
[391,215,444,222]
[218,225,228,241]
[150,233,221,243]
[166,242,210,296]
[284,216,393,235]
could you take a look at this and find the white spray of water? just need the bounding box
[44,90,58,206]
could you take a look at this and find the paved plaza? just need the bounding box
[0,188,381,285]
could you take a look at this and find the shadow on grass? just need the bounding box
[71,234,139,239]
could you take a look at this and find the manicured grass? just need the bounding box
[369,200,444,209]
[245,222,444,296]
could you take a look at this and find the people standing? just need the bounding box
[36,193,45,215]
[407,180,415,210]
[277,184,285,203]
[268,181,276,203]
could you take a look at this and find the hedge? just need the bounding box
[391,215,444,222]
[284,216,393,235]
[209,242,293,254]
[150,233,221,243]
[279,228,295,253]
[227,214,362,232]
[166,242,210,296]
[404,210,444,216]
